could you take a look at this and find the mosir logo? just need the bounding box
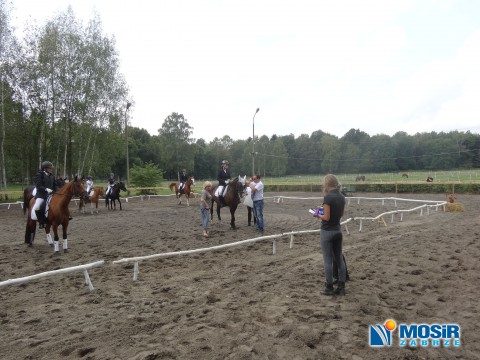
[369,319,461,347]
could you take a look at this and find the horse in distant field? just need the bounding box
[426,176,434,182]
[105,181,128,210]
[79,186,106,214]
[209,175,246,229]
[355,175,365,182]
[24,176,88,254]
[402,173,409,178]
[169,176,196,206]
[446,193,456,203]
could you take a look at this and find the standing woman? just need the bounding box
[200,181,212,237]
[317,174,346,296]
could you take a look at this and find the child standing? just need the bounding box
[200,181,212,237]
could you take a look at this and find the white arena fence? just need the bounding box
[0,201,23,209]
[0,260,105,291]
[1,195,447,289]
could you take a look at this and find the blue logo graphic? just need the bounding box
[369,320,395,347]
[369,319,461,348]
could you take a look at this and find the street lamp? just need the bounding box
[252,107,260,177]
[125,102,131,187]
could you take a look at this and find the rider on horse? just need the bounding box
[86,176,94,196]
[216,160,231,207]
[105,173,115,196]
[33,161,57,229]
[178,169,188,192]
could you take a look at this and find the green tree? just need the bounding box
[158,112,194,179]
[130,162,164,193]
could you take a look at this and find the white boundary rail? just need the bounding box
[0,260,105,291]
[113,235,282,281]
[1,195,448,289]
[0,201,23,209]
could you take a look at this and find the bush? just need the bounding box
[130,163,164,194]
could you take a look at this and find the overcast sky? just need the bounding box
[10,0,480,142]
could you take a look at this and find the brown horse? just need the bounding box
[79,186,106,214]
[25,176,89,254]
[355,175,365,181]
[169,176,196,206]
[209,176,246,229]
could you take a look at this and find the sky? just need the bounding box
[9,0,480,142]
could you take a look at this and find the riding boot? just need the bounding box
[219,196,226,207]
[36,210,45,229]
[334,281,346,296]
[322,283,334,296]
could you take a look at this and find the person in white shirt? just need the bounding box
[249,174,264,233]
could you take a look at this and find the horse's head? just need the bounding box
[71,176,89,201]
[117,181,128,192]
[189,177,195,187]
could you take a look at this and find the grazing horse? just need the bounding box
[209,175,246,229]
[105,181,128,210]
[402,173,409,178]
[355,175,365,182]
[24,176,88,254]
[79,186,106,214]
[169,176,196,206]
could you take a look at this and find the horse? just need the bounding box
[209,175,246,229]
[105,181,128,210]
[169,176,196,206]
[402,173,409,178]
[355,175,365,182]
[79,186,106,214]
[24,176,89,254]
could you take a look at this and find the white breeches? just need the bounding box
[33,198,44,211]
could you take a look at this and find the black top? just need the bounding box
[217,169,231,186]
[321,189,345,231]
[180,173,188,182]
[34,171,57,199]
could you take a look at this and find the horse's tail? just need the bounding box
[169,182,176,191]
[24,212,35,245]
[23,187,32,215]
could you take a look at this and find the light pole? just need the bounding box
[125,102,131,187]
[252,107,260,177]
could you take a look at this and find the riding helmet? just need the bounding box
[221,160,229,165]
[41,161,54,169]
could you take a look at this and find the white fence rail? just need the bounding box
[0,260,105,291]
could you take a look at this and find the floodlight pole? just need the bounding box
[252,108,260,177]
[125,102,131,187]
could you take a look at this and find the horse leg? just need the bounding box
[95,200,99,214]
[45,227,54,246]
[62,222,69,253]
[90,201,94,215]
[186,193,190,207]
[216,203,222,222]
[177,192,182,205]
[119,198,122,210]
[24,217,36,247]
[230,207,236,229]
[52,226,60,254]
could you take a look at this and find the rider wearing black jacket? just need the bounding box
[217,160,231,206]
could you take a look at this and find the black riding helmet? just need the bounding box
[41,161,54,170]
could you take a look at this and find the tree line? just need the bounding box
[1,2,479,190]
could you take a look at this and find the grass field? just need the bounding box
[2,170,480,202]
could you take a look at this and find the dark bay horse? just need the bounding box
[209,176,246,229]
[169,176,196,206]
[105,181,128,210]
[25,176,88,254]
[79,186,106,214]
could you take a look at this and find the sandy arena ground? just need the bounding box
[0,191,479,360]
